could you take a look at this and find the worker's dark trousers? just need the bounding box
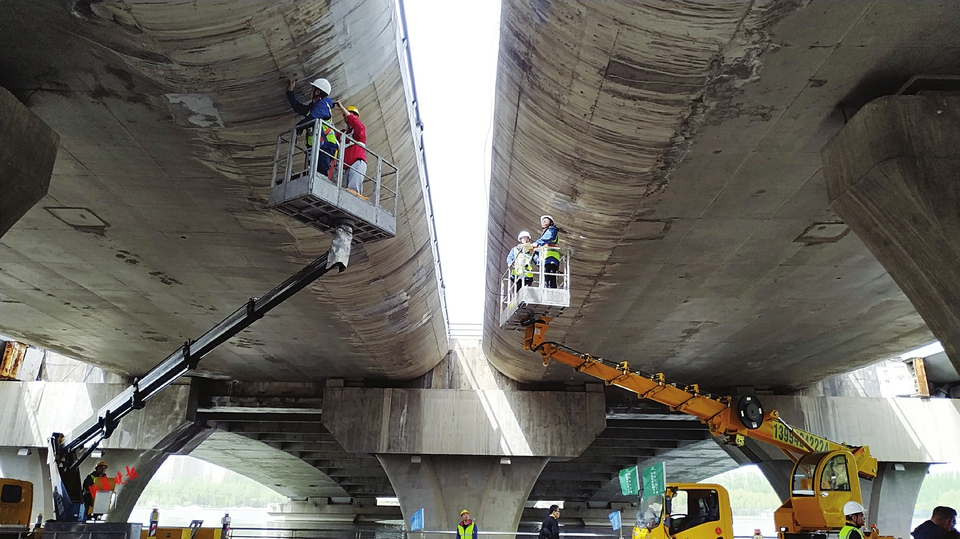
[544,260,559,288]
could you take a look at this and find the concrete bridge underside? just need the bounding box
[2,0,959,534]
[0,0,447,382]
[483,0,960,391]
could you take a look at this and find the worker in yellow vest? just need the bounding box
[534,215,561,288]
[839,501,866,539]
[458,509,479,539]
[507,230,535,291]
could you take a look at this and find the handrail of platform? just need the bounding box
[272,118,399,218]
[500,246,572,312]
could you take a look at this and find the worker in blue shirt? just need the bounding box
[286,78,338,178]
[535,215,561,288]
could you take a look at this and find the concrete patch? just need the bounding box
[164,94,225,128]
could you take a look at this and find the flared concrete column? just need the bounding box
[323,381,606,533]
[378,454,548,535]
[859,462,929,538]
[0,86,59,238]
[107,421,211,523]
[822,94,960,369]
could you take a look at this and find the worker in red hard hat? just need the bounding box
[286,77,338,178]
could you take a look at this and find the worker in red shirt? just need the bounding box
[335,101,367,197]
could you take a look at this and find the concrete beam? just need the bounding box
[822,94,960,371]
[0,381,193,450]
[0,86,59,238]
[322,385,605,457]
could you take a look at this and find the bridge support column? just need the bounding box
[0,86,59,238]
[106,421,211,523]
[822,94,960,370]
[378,454,548,534]
[323,375,606,533]
[859,462,929,538]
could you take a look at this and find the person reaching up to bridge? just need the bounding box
[335,100,367,198]
[457,509,478,539]
[286,78,338,179]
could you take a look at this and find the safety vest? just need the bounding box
[458,522,476,539]
[543,228,560,263]
[305,117,338,148]
[512,245,534,278]
[840,524,864,539]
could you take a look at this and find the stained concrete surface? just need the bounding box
[822,95,960,376]
[0,0,447,381]
[0,87,59,238]
[484,0,960,391]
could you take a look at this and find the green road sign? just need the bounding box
[618,466,639,496]
[642,462,666,499]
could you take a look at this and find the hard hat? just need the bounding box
[460,509,470,516]
[540,214,554,224]
[843,501,864,516]
[96,461,108,467]
[517,230,531,241]
[346,105,360,116]
[310,78,331,95]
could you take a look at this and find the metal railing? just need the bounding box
[499,246,571,315]
[227,529,624,539]
[272,118,399,218]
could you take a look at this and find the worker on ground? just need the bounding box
[913,506,958,539]
[334,101,367,197]
[221,512,232,539]
[539,505,560,539]
[457,509,478,539]
[506,230,535,291]
[534,215,561,289]
[286,78,338,178]
[81,460,108,520]
[840,501,866,539]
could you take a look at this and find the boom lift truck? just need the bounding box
[498,256,886,539]
[37,122,399,535]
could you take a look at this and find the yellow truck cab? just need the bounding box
[0,478,33,535]
[633,484,734,539]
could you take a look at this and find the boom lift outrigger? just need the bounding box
[518,314,884,539]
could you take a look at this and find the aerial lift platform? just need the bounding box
[498,246,571,330]
[268,118,398,242]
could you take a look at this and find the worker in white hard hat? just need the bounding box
[334,101,367,197]
[506,230,535,291]
[286,77,338,179]
[534,215,561,288]
[840,501,866,539]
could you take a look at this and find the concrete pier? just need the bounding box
[321,342,607,532]
[822,94,960,372]
[0,87,59,238]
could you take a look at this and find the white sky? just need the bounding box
[402,0,501,327]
